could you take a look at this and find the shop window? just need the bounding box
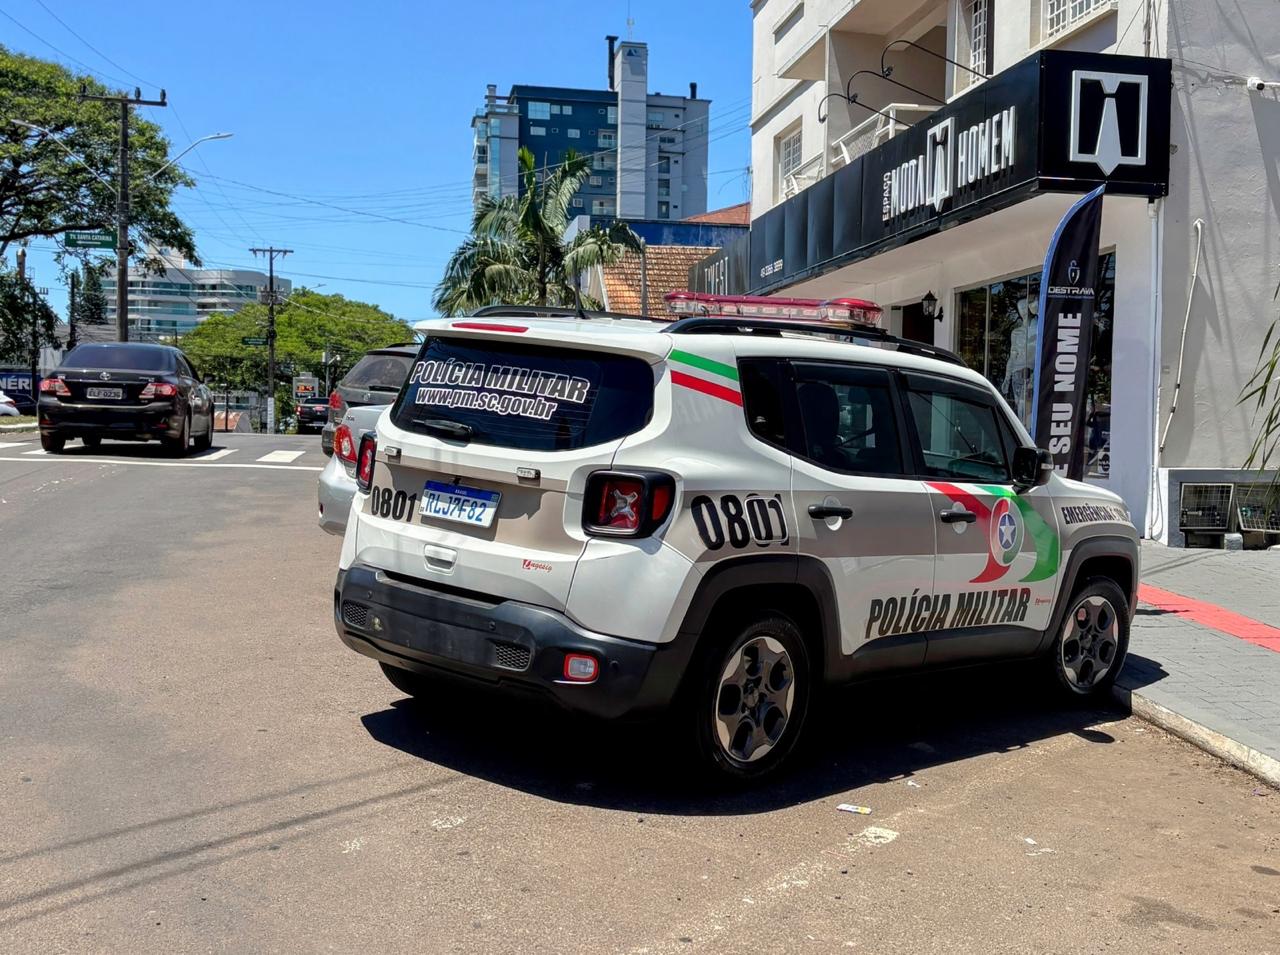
[955,251,1115,477]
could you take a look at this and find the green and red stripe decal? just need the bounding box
[669,349,742,406]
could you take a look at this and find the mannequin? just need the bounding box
[1001,295,1038,424]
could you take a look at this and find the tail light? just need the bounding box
[334,423,357,464]
[583,470,676,538]
[355,432,377,493]
[139,381,178,399]
[328,390,345,424]
[295,404,303,416]
[39,378,70,397]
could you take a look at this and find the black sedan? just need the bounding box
[38,343,215,456]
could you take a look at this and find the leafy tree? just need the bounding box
[434,147,642,315]
[0,44,197,266]
[73,262,108,325]
[182,288,413,392]
[0,265,60,366]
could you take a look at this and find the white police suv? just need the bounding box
[334,292,1138,780]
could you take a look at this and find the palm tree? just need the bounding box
[434,147,643,315]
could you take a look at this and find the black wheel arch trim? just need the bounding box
[675,554,845,685]
[1036,534,1139,655]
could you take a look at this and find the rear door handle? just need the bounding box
[808,504,853,520]
[939,508,977,524]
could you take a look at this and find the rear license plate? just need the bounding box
[86,387,122,399]
[421,481,500,528]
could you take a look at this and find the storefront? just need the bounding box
[691,49,1171,527]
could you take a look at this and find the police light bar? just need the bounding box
[664,291,882,328]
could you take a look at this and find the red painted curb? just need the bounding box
[1138,583,1280,652]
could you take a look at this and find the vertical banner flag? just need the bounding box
[1031,185,1105,480]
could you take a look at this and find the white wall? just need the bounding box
[1156,0,1280,474]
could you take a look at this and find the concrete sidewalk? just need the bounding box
[1117,541,1280,786]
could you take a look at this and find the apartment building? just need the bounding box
[472,37,711,222]
[694,0,1280,542]
[101,250,289,340]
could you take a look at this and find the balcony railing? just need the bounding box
[829,103,937,170]
[780,153,824,200]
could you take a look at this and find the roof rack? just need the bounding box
[665,317,967,368]
[469,304,651,322]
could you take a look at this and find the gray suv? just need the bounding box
[321,344,417,455]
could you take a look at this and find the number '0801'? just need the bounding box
[370,487,417,522]
[690,494,789,550]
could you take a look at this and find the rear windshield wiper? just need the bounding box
[413,417,474,441]
[364,385,402,393]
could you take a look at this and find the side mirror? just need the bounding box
[1012,446,1053,491]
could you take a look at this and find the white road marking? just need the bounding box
[256,449,305,464]
[22,449,47,456]
[196,448,238,461]
[0,456,321,472]
[0,442,30,449]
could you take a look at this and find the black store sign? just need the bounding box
[690,50,1171,296]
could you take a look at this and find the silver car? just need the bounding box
[318,404,386,535]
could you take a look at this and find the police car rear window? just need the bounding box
[391,337,654,451]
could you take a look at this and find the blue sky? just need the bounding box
[3,0,753,322]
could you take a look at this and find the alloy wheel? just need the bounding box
[1059,594,1120,691]
[712,634,796,763]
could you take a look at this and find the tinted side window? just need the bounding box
[793,364,904,476]
[906,386,1011,482]
[739,359,787,448]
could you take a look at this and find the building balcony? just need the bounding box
[829,102,937,169]
[775,0,946,81]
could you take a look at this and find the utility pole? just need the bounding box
[68,268,79,350]
[78,86,168,342]
[17,246,35,399]
[250,246,292,432]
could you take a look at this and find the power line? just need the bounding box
[0,7,133,87]
[30,0,157,87]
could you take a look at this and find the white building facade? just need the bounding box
[101,250,290,341]
[696,0,1280,544]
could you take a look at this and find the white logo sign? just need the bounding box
[883,108,1015,221]
[1069,70,1148,175]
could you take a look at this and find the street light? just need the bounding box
[146,132,233,182]
[9,119,231,342]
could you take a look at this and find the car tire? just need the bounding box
[193,415,212,452]
[82,435,101,451]
[686,614,813,783]
[379,661,439,699]
[40,432,66,453]
[1046,576,1130,699]
[164,412,190,457]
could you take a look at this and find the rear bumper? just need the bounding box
[318,455,356,535]
[334,563,692,719]
[39,399,180,438]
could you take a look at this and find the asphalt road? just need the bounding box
[1,432,1277,953]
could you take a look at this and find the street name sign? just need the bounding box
[64,230,116,249]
